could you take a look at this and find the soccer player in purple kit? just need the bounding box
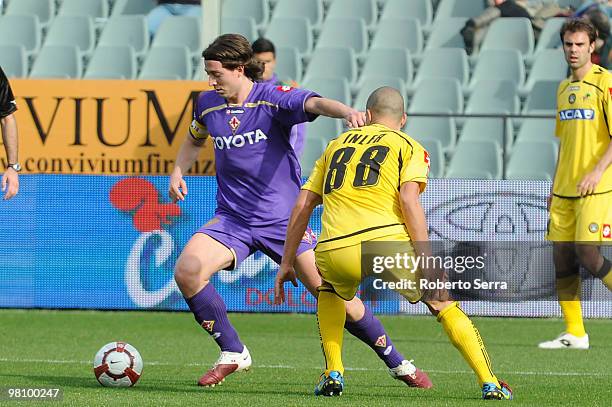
[168,34,432,389]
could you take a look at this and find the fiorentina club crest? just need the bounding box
[375,335,387,348]
[201,320,215,332]
[229,115,240,133]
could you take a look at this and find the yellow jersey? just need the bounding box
[554,64,612,197]
[302,123,429,251]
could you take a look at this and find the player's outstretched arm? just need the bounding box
[275,189,322,304]
[168,135,206,203]
[304,96,366,128]
[577,138,612,196]
[1,113,19,200]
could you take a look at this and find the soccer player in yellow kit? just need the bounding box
[275,87,512,400]
[540,18,612,349]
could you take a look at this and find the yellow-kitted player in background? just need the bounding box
[541,18,612,350]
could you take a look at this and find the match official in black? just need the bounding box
[0,66,20,200]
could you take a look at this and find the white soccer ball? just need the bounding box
[93,342,143,387]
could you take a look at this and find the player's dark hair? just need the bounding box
[202,33,264,81]
[252,38,276,56]
[560,18,597,44]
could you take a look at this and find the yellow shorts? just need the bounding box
[547,193,612,242]
[314,233,423,302]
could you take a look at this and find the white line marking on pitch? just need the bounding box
[0,357,608,377]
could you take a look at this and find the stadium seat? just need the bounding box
[533,17,565,56]
[405,116,457,153]
[111,0,157,16]
[30,45,82,79]
[275,46,303,83]
[58,0,109,19]
[447,140,502,179]
[5,0,54,29]
[0,15,41,57]
[433,0,485,23]
[139,46,192,80]
[460,117,513,153]
[480,17,534,58]
[468,49,524,91]
[371,18,423,58]
[408,78,463,114]
[316,17,368,58]
[0,45,28,78]
[413,48,468,89]
[357,48,413,90]
[558,0,583,8]
[515,118,558,154]
[300,135,326,177]
[193,61,204,81]
[425,17,468,49]
[303,47,357,84]
[265,17,313,56]
[465,80,519,115]
[272,0,323,30]
[151,16,201,61]
[506,140,557,181]
[381,0,432,29]
[303,77,351,105]
[44,16,95,58]
[221,17,257,43]
[522,49,566,95]
[97,16,149,60]
[222,0,269,32]
[326,0,377,30]
[84,45,137,79]
[353,76,407,110]
[306,117,343,142]
[415,137,444,178]
[522,80,558,114]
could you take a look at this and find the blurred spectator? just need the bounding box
[147,1,201,38]
[252,38,305,158]
[461,0,532,55]
[572,1,612,67]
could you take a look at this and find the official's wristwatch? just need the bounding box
[7,163,21,172]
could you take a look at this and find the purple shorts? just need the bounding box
[196,212,317,269]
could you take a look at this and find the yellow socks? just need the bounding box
[438,302,499,387]
[317,291,346,375]
[557,275,586,337]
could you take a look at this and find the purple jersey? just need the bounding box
[190,82,319,225]
[262,73,307,158]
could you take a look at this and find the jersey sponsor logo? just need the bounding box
[568,85,580,91]
[589,222,599,233]
[603,224,611,239]
[226,108,245,114]
[212,129,269,150]
[276,85,294,92]
[375,335,387,348]
[424,150,430,167]
[558,109,595,121]
[201,320,215,332]
[229,115,241,133]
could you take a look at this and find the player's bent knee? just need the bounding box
[424,300,454,316]
[174,254,208,288]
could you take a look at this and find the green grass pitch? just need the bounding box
[0,309,611,406]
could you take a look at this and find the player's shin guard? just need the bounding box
[186,284,244,353]
[317,291,346,376]
[344,305,404,368]
[437,301,499,387]
[557,275,586,337]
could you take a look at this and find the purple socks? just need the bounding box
[186,284,244,353]
[344,305,405,368]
